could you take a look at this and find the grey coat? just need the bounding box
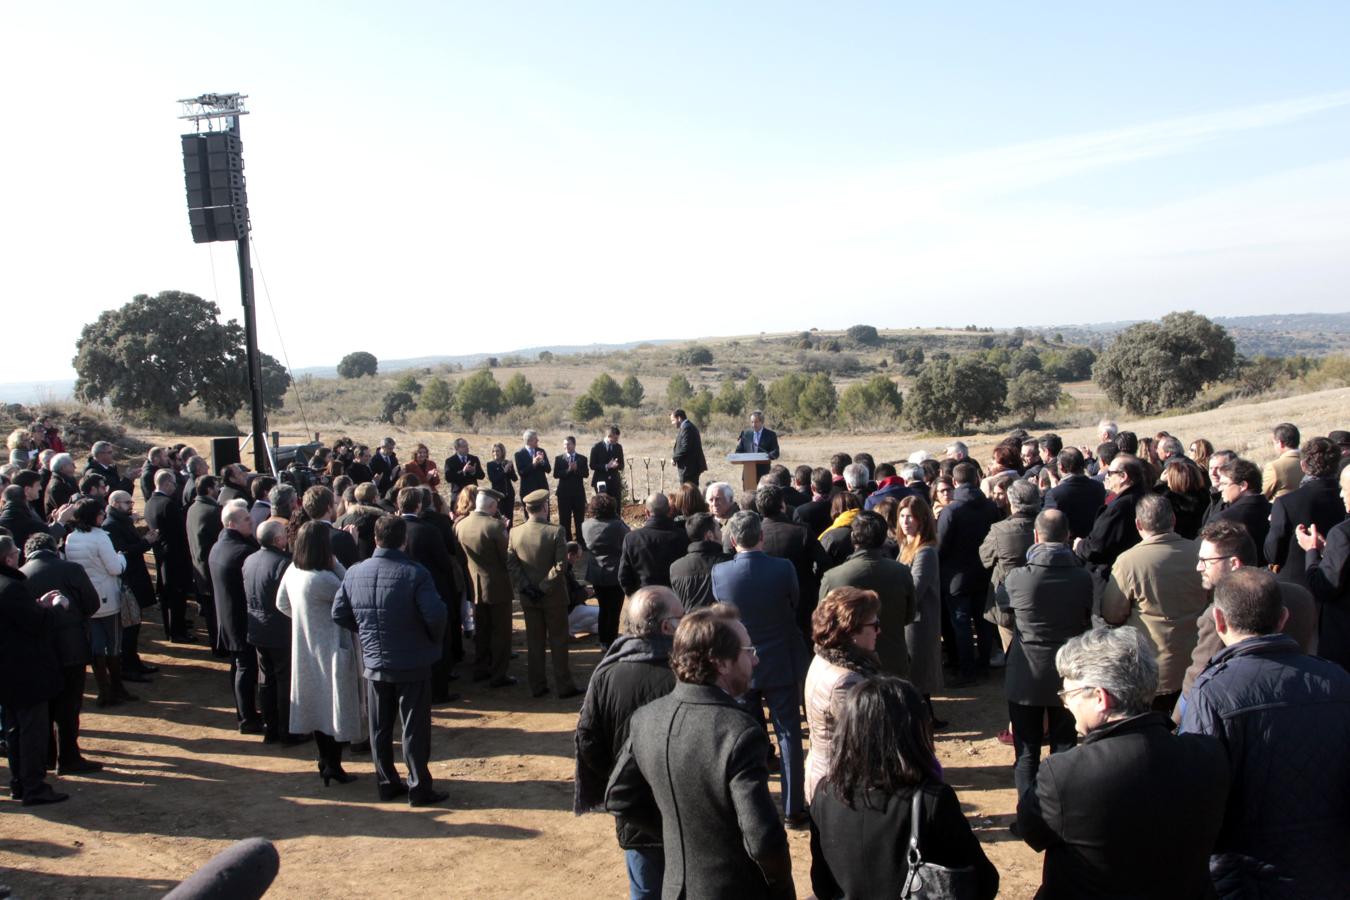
[995,542,1093,706]
[243,545,292,650]
[818,549,917,677]
[277,563,364,741]
[605,681,795,900]
[581,517,629,588]
[904,544,943,696]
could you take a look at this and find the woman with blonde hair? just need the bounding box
[897,494,944,727]
[804,587,881,800]
[453,483,478,522]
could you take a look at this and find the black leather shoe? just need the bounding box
[408,789,449,808]
[489,676,518,688]
[784,812,811,831]
[22,789,70,807]
[239,720,265,735]
[120,670,153,684]
[378,783,409,802]
[57,758,104,776]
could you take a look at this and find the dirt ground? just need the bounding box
[12,386,1350,898]
[0,603,1042,899]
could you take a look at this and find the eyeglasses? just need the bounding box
[741,646,758,659]
[1057,685,1095,702]
[858,621,882,633]
[1197,554,1234,567]
[1106,469,1124,477]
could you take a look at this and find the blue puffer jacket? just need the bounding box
[332,547,447,682]
[1180,633,1350,899]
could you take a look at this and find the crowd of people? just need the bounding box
[4,410,1350,898]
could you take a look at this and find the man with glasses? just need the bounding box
[1074,454,1148,582]
[1174,520,1318,722]
[83,441,138,495]
[1205,458,1271,561]
[605,603,796,900]
[575,586,682,900]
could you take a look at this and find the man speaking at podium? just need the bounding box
[735,411,780,481]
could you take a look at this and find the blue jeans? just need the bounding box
[946,589,993,677]
[746,683,806,816]
[625,847,664,900]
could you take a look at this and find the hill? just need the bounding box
[1051,311,1350,357]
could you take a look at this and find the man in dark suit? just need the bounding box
[758,484,828,640]
[734,411,780,482]
[937,462,1001,685]
[711,511,810,829]
[605,603,796,899]
[145,468,194,642]
[670,409,706,488]
[83,441,138,495]
[1266,437,1345,583]
[1210,458,1271,564]
[553,436,589,547]
[186,476,224,650]
[1298,463,1350,669]
[397,488,458,702]
[217,464,251,507]
[243,520,298,744]
[1074,454,1149,574]
[589,425,625,503]
[443,438,483,503]
[301,486,358,569]
[792,467,835,539]
[333,514,448,807]
[1044,448,1107,541]
[618,493,688,595]
[368,437,400,496]
[209,503,263,733]
[514,430,551,514]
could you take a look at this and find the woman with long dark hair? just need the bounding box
[276,521,362,786]
[809,676,998,899]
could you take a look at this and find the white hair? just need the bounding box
[901,464,923,483]
[844,463,870,490]
[908,450,931,465]
[220,498,250,527]
[154,468,177,490]
[705,482,734,503]
[474,491,497,513]
[1098,419,1119,439]
[50,452,74,474]
[522,429,539,443]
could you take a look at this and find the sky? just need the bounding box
[3,3,1349,383]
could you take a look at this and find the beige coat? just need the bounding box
[803,652,865,801]
[1101,531,1207,695]
[1262,449,1303,501]
[456,511,514,605]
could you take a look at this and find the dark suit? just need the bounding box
[761,514,828,638]
[514,445,551,501]
[401,515,456,699]
[208,529,261,727]
[1018,712,1229,900]
[672,420,706,488]
[1305,518,1350,670]
[83,458,133,495]
[793,498,831,540]
[617,517,687,595]
[186,496,224,647]
[552,451,589,546]
[711,551,809,817]
[1266,477,1344,583]
[443,453,483,496]
[1212,492,1272,565]
[145,490,193,639]
[1044,474,1107,541]
[369,451,399,495]
[937,484,1001,677]
[588,439,624,501]
[605,681,796,900]
[325,521,359,568]
[734,428,780,480]
[0,564,64,801]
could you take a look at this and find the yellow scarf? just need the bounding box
[820,507,860,541]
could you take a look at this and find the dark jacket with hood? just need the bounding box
[669,540,729,611]
[994,543,1093,706]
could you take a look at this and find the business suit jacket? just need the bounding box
[617,517,688,594]
[514,446,551,497]
[1043,474,1107,541]
[209,529,260,653]
[1262,448,1303,501]
[325,521,359,569]
[605,681,795,900]
[1213,491,1272,565]
[793,499,832,544]
[1266,477,1344,583]
[401,515,454,609]
[83,458,133,495]
[443,453,483,493]
[186,496,224,596]
[552,451,589,500]
[710,551,807,690]
[734,428,780,480]
[368,451,399,493]
[672,420,707,487]
[588,440,624,494]
[1305,518,1350,670]
[936,484,1000,598]
[455,511,514,606]
[145,490,193,588]
[818,549,918,677]
[761,514,828,621]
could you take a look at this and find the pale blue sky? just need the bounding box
[3,3,1348,381]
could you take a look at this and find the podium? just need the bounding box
[727,452,771,492]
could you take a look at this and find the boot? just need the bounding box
[107,658,139,703]
[92,657,117,708]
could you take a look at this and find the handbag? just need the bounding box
[900,785,978,900]
[119,580,142,628]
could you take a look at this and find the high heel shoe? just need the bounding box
[320,766,358,787]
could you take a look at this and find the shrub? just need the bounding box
[713,380,744,417]
[503,373,536,408]
[588,373,623,406]
[846,324,880,345]
[838,375,902,426]
[456,369,505,424]
[667,373,694,407]
[337,351,378,379]
[675,345,714,366]
[572,394,603,421]
[393,373,422,395]
[619,375,645,408]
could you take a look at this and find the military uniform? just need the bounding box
[507,491,577,697]
[456,507,515,684]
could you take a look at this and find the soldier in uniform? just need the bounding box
[507,489,579,699]
[455,488,516,687]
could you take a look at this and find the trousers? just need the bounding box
[48,665,87,767]
[522,601,574,694]
[625,847,664,900]
[745,684,806,816]
[4,702,49,798]
[1008,702,1077,797]
[256,645,293,737]
[594,584,624,647]
[231,648,260,725]
[473,602,513,682]
[368,678,433,800]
